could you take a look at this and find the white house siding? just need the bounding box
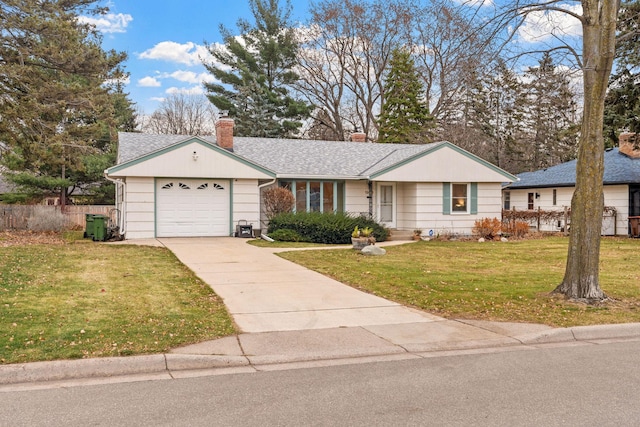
[123,177,155,239]
[605,185,630,235]
[395,182,416,230]
[344,180,369,217]
[394,182,503,236]
[505,185,629,235]
[232,179,261,236]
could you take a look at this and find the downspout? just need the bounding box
[104,172,126,235]
[367,180,373,219]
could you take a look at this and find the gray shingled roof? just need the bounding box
[506,148,640,189]
[116,132,446,178]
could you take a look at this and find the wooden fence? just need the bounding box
[0,205,114,230]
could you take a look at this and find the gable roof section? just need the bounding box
[111,132,516,182]
[107,135,275,178]
[367,142,518,182]
[506,148,640,189]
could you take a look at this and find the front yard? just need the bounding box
[276,237,640,327]
[0,232,235,364]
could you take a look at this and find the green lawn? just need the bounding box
[276,237,640,327]
[0,240,235,364]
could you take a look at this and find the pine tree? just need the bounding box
[377,49,434,143]
[0,0,127,204]
[522,53,579,170]
[604,0,640,147]
[203,0,311,138]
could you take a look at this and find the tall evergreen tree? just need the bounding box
[203,0,311,138]
[522,53,579,171]
[0,0,127,204]
[377,49,434,144]
[604,0,640,147]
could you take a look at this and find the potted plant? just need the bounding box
[351,226,375,249]
[413,229,423,241]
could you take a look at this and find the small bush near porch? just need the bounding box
[276,237,640,328]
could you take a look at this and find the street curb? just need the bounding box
[2,323,640,386]
[515,322,640,344]
[0,354,254,385]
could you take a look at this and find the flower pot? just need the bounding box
[351,237,370,250]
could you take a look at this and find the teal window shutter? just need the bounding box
[470,183,478,214]
[442,182,451,215]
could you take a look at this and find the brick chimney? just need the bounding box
[350,132,366,142]
[215,116,234,151]
[619,133,640,158]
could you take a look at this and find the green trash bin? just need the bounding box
[93,215,108,241]
[84,214,96,239]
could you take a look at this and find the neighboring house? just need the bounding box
[503,133,640,236]
[0,174,13,199]
[105,118,517,239]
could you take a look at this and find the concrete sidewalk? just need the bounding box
[2,237,640,389]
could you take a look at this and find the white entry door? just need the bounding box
[378,183,396,228]
[156,178,230,237]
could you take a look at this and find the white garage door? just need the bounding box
[156,179,230,237]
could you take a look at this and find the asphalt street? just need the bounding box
[2,340,639,426]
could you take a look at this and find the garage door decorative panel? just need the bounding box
[156,179,229,237]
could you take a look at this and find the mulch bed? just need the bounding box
[0,230,66,247]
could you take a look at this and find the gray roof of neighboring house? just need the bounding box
[116,132,448,178]
[0,172,15,194]
[506,148,640,189]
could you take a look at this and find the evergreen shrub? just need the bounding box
[267,211,388,244]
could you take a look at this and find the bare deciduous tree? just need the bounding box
[141,94,217,135]
[296,0,416,140]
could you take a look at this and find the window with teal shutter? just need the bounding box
[442,182,451,215]
[470,183,478,214]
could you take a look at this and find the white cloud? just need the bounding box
[166,86,205,95]
[451,0,494,6]
[150,97,166,102]
[139,41,213,66]
[78,13,133,34]
[156,71,216,84]
[138,76,161,87]
[517,4,582,43]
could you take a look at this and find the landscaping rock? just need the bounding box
[361,245,386,256]
[478,238,485,243]
[501,237,508,242]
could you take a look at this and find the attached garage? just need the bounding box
[156,178,230,237]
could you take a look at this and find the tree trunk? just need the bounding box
[553,0,619,302]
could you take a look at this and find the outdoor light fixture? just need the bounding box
[535,192,540,199]
[192,151,199,161]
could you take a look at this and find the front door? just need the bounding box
[378,183,396,228]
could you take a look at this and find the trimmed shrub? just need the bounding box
[269,228,306,242]
[267,211,388,244]
[502,220,530,238]
[473,217,502,240]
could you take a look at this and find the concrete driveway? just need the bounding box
[159,238,442,333]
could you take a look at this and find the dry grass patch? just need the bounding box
[276,237,640,327]
[0,234,235,364]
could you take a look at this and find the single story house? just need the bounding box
[105,118,517,239]
[502,133,640,236]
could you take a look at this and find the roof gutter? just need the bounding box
[276,174,366,180]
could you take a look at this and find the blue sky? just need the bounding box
[90,0,312,114]
[87,0,582,115]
